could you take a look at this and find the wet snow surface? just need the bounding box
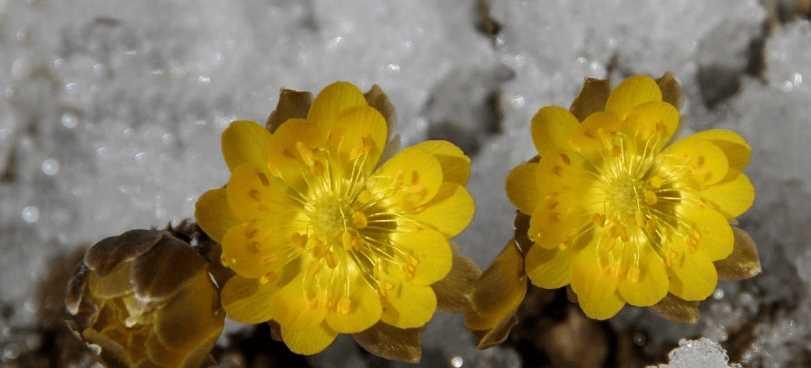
[1,0,810,366]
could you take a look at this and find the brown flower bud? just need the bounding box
[66,229,224,367]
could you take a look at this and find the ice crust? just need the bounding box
[1,0,810,366]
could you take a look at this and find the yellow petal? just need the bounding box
[624,101,680,145]
[700,170,755,219]
[679,202,734,261]
[308,81,367,130]
[528,204,588,250]
[605,75,662,120]
[568,111,624,162]
[413,183,475,237]
[330,105,388,171]
[221,222,291,279]
[226,164,299,221]
[271,273,335,355]
[661,136,729,187]
[381,282,437,329]
[412,140,471,184]
[506,162,540,215]
[530,106,580,156]
[392,227,453,286]
[372,146,443,210]
[280,322,338,355]
[617,248,669,307]
[692,129,751,170]
[570,244,626,320]
[221,120,273,172]
[525,245,574,289]
[221,275,279,324]
[569,78,611,121]
[195,188,239,242]
[668,251,718,301]
[325,270,382,333]
[268,118,327,186]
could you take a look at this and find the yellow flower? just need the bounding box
[196,82,475,355]
[506,75,756,320]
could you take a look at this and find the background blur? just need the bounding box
[1,1,810,367]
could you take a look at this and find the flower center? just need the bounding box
[582,129,697,280]
[271,140,421,313]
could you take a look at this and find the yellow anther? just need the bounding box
[291,233,308,248]
[649,175,665,189]
[644,190,658,205]
[249,241,262,253]
[351,211,368,229]
[410,170,420,185]
[248,189,261,201]
[379,281,395,296]
[337,297,352,314]
[559,153,571,165]
[296,141,315,167]
[308,261,323,277]
[592,213,606,227]
[552,165,564,177]
[357,189,372,204]
[404,263,417,277]
[341,231,357,251]
[258,272,276,285]
[326,251,339,268]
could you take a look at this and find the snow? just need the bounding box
[1,0,810,366]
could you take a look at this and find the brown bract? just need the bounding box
[65,229,224,368]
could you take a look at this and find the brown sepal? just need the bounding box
[265,89,313,133]
[715,227,761,281]
[433,248,482,313]
[84,229,163,276]
[651,293,700,324]
[268,321,283,342]
[131,233,208,302]
[353,322,423,363]
[65,263,90,315]
[656,72,682,108]
[364,84,397,137]
[464,239,527,348]
[569,78,611,121]
[474,314,519,349]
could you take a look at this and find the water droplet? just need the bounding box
[21,206,39,223]
[450,356,464,368]
[61,113,78,129]
[713,288,725,300]
[41,158,59,176]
